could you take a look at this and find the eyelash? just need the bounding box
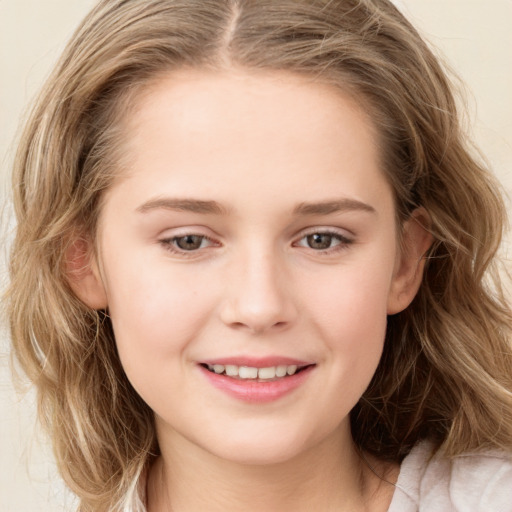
[159,234,218,257]
[159,229,354,257]
[293,230,353,253]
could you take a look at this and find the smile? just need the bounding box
[199,360,315,403]
[203,363,305,380]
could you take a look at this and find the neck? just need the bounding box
[147,426,397,512]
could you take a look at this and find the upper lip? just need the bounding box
[200,356,314,368]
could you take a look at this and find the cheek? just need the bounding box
[303,256,393,389]
[105,266,220,412]
[104,261,217,367]
[308,256,393,334]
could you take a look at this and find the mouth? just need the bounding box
[200,363,314,381]
[198,357,316,403]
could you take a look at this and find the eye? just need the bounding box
[305,233,338,250]
[160,234,216,254]
[295,230,352,252]
[173,234,209,251]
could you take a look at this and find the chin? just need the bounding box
[195,421,332,467]
[210,441,306,467]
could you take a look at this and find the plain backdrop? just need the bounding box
[1,1,511,510]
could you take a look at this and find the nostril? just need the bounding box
[218,290,298,333]
[229,320,290,334]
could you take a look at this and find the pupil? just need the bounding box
[177,235,202,250]
[308,233,332,249]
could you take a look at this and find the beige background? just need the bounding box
[1,1,511,510]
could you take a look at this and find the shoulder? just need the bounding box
[388,441,512,511]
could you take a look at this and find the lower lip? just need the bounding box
[199,365,315,403]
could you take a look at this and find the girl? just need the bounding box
[7,0,512,510]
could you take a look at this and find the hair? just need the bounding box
[7,0,512,510]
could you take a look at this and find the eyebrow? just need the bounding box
[293,198,376,216]
[137,198,229,215]
[136,197,376,216]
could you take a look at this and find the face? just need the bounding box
[76,69,428,465]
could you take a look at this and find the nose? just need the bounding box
[219,247,298,334]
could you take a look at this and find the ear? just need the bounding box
[387,208,433,315]
[64,237,108,310]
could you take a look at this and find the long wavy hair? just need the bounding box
[7,0,512,510]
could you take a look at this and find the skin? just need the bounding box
[71,69,431,511]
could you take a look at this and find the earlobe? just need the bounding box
[64,237,108,310]
[387,208,433,315]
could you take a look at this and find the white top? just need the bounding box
[388,441,512,511]
[123,442,512,511]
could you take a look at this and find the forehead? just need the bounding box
[125,69,377,148]
[103,68,391,216]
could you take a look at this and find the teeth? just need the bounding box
[276,365,287,377]
[206,363,302,380]
[225,365,238,377]
[258,367,276,379]
[239,366,258,379]
[286,365,297,375]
